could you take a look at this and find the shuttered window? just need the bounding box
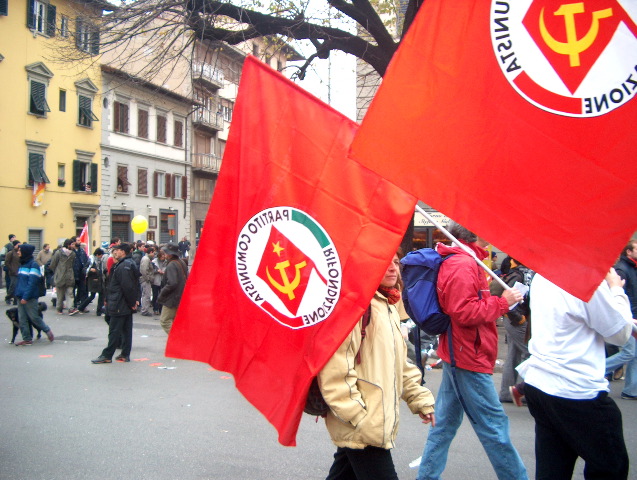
[138,109,148,138]
[28,152,50,186]
[174,119,183,147]
[113,101,129,133]
[29,80,50,116]
[157,114,167,143]
[78,94,98,127]
[27,1,55,36]
[112,214,131,243]
[28,229,43,253]
[76,17,99,54]
[117,165,130,193]
[137,168,148,195]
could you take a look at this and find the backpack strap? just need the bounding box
[355,305,372,365]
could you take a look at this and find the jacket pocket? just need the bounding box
[350,380,385,447]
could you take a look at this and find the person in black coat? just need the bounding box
[91,243,140,364]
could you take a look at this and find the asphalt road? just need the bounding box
[1,290,636,479]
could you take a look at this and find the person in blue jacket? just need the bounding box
[14,244,54,346]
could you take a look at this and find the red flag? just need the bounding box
[165,56,417,446]
[351,0,637,301]
[78,222,89,253]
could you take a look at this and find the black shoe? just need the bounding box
[621,393,637,400]
[91,355,112,364]
[115,355,130,362]
[51,298,57,307]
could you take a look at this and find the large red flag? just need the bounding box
[165,56,417,446]
[351,0,637,301]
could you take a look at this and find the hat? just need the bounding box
[161,243,180,257]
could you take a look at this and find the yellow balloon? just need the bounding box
[131,215,149,234]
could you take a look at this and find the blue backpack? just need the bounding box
[400,248,454,336]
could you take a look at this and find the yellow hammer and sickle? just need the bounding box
[539,2,613,67]
[266,260,307,300]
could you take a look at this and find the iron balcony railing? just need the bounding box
[193,63,224,88]
[192,106,223,131]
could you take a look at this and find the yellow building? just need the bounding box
[0,0,104,251]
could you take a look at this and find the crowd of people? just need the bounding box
[316,223,637,480]
[2,234,189,359]
[3,226,636,479]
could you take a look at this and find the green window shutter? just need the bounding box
[0,0,8,16]
[30,80,50,115]
[26,0,35,28]
[78,95,97,126]
[46,4,56,37]
[28,153,42,185]
[79,95,89,125]
[28,153,49,185]
[72,160,81,191]
[90,163,98,193]
[90,28,100,55]
[75,17,82,49]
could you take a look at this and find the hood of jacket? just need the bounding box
[436,240,488,260]
[18,244,35,263]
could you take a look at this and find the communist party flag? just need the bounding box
[351,0,637,301]
[78,222,89,253]
[165,56,417,446]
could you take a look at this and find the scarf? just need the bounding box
[378,286,401,305]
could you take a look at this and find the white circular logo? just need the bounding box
[235,207,342,329]
[491,0,637,117]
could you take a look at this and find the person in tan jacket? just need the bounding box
[318,252,435,479]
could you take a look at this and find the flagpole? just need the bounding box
[415,205,511,292]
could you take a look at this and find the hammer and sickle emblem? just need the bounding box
[266,260,307,300]
[539,2,613,67]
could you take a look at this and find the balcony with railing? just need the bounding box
[192,153,222,175]
[192,106,223,132]
[193,62,224,89]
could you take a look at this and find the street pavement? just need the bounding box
[1,290,636,479]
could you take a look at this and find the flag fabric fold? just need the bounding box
[351,0,637,301]
[165,56,417,446]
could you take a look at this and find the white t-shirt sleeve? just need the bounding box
[585,283,632,342]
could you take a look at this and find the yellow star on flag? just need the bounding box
[271,241,285,256]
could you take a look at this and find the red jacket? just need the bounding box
[435,241,509,374]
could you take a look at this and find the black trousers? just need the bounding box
[101,313,132,359]
[151,285,161,312]
[78,291,104,313]
[74,278,88,307]
[525,383,628,480]
[325,446,398,480]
